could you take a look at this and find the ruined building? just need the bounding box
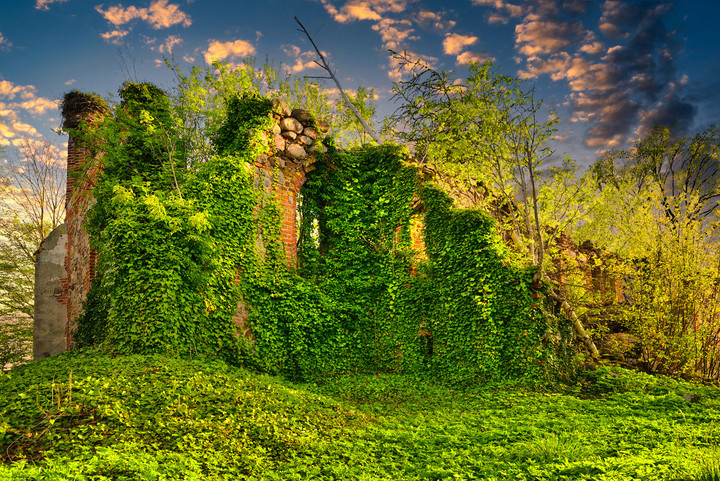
[33,92,331,359]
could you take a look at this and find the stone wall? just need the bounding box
[253,100,328,267]
[33,224,68,359]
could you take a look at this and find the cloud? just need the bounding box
[95,0,191,30]
[0,81,59,144]
[455,51,489,66]
[442,33,477,55]
[157,34,182,54]
[282,45,322,74]
[0,32,12,51]
[204,39,256,64]
[15,98,58,115]
[480,0,692,150]
[319,0,437,81]
[414,10,456,32]
[101,30,130,45]
[64,79,76,86]
[371,18,417,51]
[323,0,408,23]
[514,13,591,56]
[472,0,525,18]
[35,0,68,10]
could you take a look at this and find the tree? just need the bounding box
[387,53,557,275]
[576,125,720,377]
[0,137,66,369]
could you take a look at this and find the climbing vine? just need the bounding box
[73,84,552,384]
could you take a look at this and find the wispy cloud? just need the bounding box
[282,45,322,74]
[414,10,456,32]
[319,0,449,81]
[100,29,130,45]
[157,34,182,54]
[35,0,68,11]
[0,32,12,51]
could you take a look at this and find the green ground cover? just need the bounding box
[1,350,719,480]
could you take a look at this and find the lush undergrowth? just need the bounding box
[1,351,720,480]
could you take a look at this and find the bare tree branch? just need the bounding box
[294,16,381,144]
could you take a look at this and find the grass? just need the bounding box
[1,349,719,480]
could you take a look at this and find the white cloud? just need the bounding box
[204,39,256,64]
[65,79,76,86]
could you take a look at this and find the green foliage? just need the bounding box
[74,77,554,383]
[573,126,720,379]
[293,144,549,383]
[2,352,720,479]
[418,185,548,382]
[214,93,273,155]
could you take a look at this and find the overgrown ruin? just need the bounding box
[32,84,622,383]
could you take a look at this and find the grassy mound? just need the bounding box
[1,350,720,480]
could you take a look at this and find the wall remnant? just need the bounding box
[60,91,107,351]
[52,92,327,351]
[33,223,68,360]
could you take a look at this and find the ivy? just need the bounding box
[75,86,554,384]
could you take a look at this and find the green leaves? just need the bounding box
[4,353,719,479]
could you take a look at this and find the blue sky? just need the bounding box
[1,0,718,168]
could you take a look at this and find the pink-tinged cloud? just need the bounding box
[371,18,416,51]
[96,0,191,30]
[580,41,603,55]
[415,10,456,32]
[101,30,130,45]
[282,45,322,74]
[515,16,590,56]
[456,51,489,66]
[157,34,182,53]
[472,0,524,17]
[487,14,509,24]
[0,81,38,100]
[16,98,59,116]
[442,33,478,55]
[204,39,256,64]
[35,0,68,11]
[322,0,408,23]
[387,51,437,82]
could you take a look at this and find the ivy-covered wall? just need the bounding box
[60,85,552,384]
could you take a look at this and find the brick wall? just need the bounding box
[64,135,101,349]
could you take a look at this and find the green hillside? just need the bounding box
[2,351,719,480]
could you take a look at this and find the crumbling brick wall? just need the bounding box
[61,95,328,348]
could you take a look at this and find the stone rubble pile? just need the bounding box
[269,99,329,168]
